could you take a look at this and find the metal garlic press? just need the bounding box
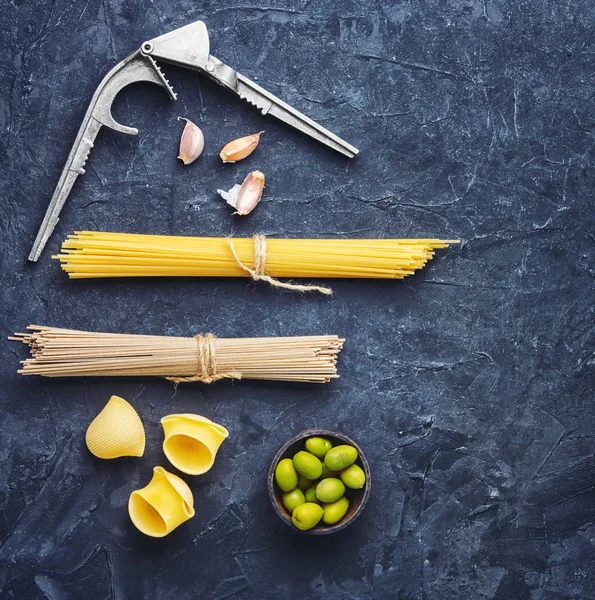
[28,21,359,262]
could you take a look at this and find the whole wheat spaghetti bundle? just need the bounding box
[10,326,344,384]
[53,232,459,293]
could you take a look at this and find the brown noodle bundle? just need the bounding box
[10,326,343,384]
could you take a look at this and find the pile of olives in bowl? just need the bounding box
[268,429,370,534]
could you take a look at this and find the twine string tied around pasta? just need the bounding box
[166,333,242,384]
[226,234,333,296]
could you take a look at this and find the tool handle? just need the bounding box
[28,118,101,262]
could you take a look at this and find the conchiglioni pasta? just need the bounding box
[128,466,195,537]
[161,414,229,475]
[85,395,145,459]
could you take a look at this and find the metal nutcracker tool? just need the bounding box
[29,20,359,261]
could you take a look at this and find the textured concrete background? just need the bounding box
[1,1,595,598]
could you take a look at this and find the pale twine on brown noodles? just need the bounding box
[166,333,242,384]
[226,235,333,295]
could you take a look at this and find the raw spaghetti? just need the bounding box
[10,326,344,384]
[53,233,459,288]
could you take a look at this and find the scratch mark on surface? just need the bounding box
[77,0,93,23]
[268,402,297,432]
[468,504,497,517]
[513,84,520,137]
[213,6,306,15]
[100,0,116,60]
[482,0,490,21]
[448,176,460,202]
[354,53,462,79]
[499,110,510,135]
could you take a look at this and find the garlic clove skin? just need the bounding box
[178,117,205,165]
[217,184,242,207]
[217,171,265,215]
[219,132,263,163]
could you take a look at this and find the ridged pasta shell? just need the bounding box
[161,414,229,475]
[128,466,195,537]
[85,395,145,459]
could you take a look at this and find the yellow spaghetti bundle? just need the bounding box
[10,326,343,384]
[53,232,458,282]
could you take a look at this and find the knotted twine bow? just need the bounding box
[166,333,242,385]
[226,234,333,295]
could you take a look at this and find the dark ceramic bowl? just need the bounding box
[268,429,371,535]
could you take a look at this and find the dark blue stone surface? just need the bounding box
[1,1,594,598]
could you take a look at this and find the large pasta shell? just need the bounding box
[128,466,195,537]
[161,414,229,475]
[85,395,145,459]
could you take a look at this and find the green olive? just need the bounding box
[293,451,323,480]
[340,464,366,489]
[304,485,320,504]
[275,458,298,492]
[322,496,349,525]
[305,436,332,459]
[320,464,337,479]
[292,502,324,531]
[324,445,358,471]
[297,475,313,491]
[315,478,345,503]
[282,488,305,513]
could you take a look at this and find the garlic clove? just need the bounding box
[217,171,265,215]
[219,132,263,163]
[235,171,265,215]
[178,117,205,165]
